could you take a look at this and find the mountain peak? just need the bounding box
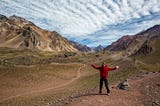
[9,15,27,21]
[71,41,92,52]
[94,45,104,52]
[8,15,33,26]
[0,14,79,52]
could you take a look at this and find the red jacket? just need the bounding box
[92,64,116,79]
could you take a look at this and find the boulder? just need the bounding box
[117,79,130,90]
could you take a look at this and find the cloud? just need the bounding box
[0,0,160,47]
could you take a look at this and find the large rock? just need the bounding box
[117,79,130,90]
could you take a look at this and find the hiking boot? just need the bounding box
[107,93,110,96]
[99,91,102,94]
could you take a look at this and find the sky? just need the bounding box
[0,0,160,47]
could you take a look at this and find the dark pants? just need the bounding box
[99,78,110,93]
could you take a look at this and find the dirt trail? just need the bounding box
[0,64,85,103]
[67,72,160,106]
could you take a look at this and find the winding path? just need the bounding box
[0,64,85,103]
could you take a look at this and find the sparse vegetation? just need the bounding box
[132,39,160,72]
[0,45,159,105]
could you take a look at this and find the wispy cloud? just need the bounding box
[0,0,160,47]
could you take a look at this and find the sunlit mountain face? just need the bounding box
[0,0,160,47]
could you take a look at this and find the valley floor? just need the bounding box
[0,64,84,103]
[0,49,159,106]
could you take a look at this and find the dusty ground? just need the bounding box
[0,63,86,104]
[58,72,160,106]
[1,63,159,106]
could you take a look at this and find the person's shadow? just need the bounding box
[73,93,107,98]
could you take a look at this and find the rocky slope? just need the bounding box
[105,25,160,56]
[105,35,135,51]
[0,14,79,52]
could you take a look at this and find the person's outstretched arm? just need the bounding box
[108,66,119,71]
[91,64,101,69]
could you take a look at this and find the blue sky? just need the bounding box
[0,0,160,47]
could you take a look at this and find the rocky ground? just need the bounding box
[52,72,160,106]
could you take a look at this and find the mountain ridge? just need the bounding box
[105,25,160,56]
[0,14,80,52]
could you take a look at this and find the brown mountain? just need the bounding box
[105,25,160,56]
[105,35,135,51]
[0,14,79,52]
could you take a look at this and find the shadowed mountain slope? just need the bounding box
[105,25,160,56]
